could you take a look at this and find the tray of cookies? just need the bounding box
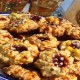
[0,12,80,80]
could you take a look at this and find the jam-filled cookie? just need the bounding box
[3,65,40,80]
[0,30,13,45]
[6,13,39,33]
[27,34,59,50]
[60,40,80,60]
[0,40,39,65]
[35,48,74,77]
[39,16,69,37]
[0,15,10,29]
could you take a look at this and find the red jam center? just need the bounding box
[71,42,80,49]
[12,46,28,53]
[30,15,41,22]
[53,54,69,67]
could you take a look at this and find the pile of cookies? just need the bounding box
[0,12,80,80]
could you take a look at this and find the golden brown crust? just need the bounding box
[0,30,13,45]
[27,34,59,50]
[0,15,10,30]
[70,62,80,76]
[0,40,39,65]
[3,65,40,80]
[39,16,66,37]
[42,74,77,80]
[6,13,39,33]
[65,26,80,39]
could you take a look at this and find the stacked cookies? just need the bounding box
[0,12,80,80]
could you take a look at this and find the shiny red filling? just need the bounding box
[12,46,28,53]
[53,54,69,67]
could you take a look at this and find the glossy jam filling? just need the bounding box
[71,42,80,49]
[53,54,69,67]
[12,45,28,52]
[30,15,41,22]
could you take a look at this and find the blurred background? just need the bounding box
[0,0,73,16]
[0,0,80,26]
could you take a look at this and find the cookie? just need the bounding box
[0,15,10,29]
[0,30,13,45]
[0,40,39,65]
[3,65,40,80]
[53,74,77,80]
[39,16,67,37]
[65,26,80,39]
[60,40,80,60]
[42,74,77,80]
[35,48,74,77]
[6,13,39,33]
[27,34,59,50]
[70,62,80,76]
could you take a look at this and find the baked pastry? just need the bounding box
[54,74,77,80]
[42,74,77,80]
[65,26,80,39]
[35,48,74,77]
[60,40,80,60]
[39,16,68,37]
[6,13,39,33]
[0,15,10,30]
[70,62,80,76]
[0,40,39,65]
[27,34,59,50]
[3,65,40,80]
[0,30,13,45]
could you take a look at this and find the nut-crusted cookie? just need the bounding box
[70,62,80,76]
[27,34,59,50]
[60,40,80,60]
[65,26,80,39]
[42,74,77,80]
[0,40,39,65]
[0,30,13,45]
[35,49,74,77]
[0,15,10,29]
[6,13,39,33]
[54,74,77,80]
[39,16,67,37]
[3,65,40,80]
